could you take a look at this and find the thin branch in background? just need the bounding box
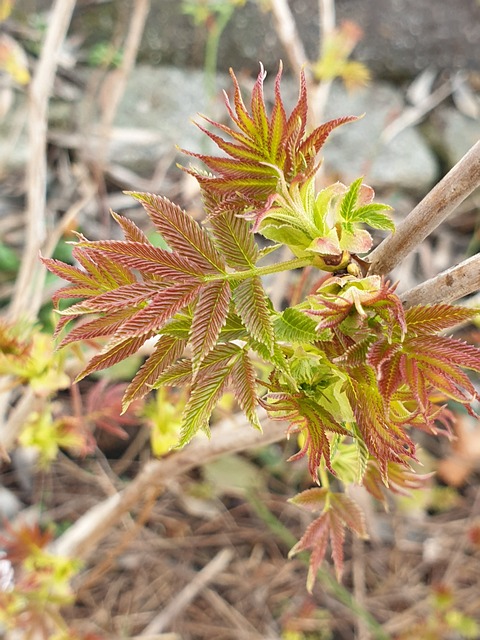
[42,170,97,259]
[8,0,77,322]
[313,0,336,123]
[401,253,480,307]
[352,537,369,640]
[79,0,151,228]
[98,0,151,139]
[268,0,309,79]
[50,411,283,560]
[140,548,234,635]
[367,139,480,277]
[0,387,36,458]
[381,77,453,144]
[318,0,336,36]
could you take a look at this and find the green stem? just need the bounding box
[319,461,330,490]
[206,256,314,283]
[204,8,235,98]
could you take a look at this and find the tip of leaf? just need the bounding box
[120,398,131,415]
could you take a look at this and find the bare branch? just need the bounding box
[268,0,309,77]
[0,387,37,456]
[8,0,77,321]
[312,0,336,124]
[99,0,151,137]
[367,139,480,276]
[401,253,480,307]
[140,548,234,635]
[50,412,285,560]
[381,78,452,144]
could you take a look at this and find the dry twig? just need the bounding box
[268,0,308,79]
[367,139,480,277]
[97,0,151,162]
[8,0,77,321]
[140,548,234,635]
[401,253,480,307]
[51,411,284,560]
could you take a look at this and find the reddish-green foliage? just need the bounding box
[43,64,480,589]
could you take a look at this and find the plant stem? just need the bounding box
[205,256,314,283]
[203,6,234,98]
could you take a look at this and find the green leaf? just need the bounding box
[153,343,241,388]
[274,308,319,343]
[350,204,395,231]
[219,310,249,342]
[179,353,240,446]
[313,182,346,231]
[338,177,363,223]
[260,223,312,254]
[129,192,226,273]
[252,339,296,389]
[209,208,259,269]
[232,276,274,354]
[161,313,192,339]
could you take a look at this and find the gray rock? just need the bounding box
[323,83,439,192]
[109,65,220,174]
[64,0,480,81]
[430,107,480,167]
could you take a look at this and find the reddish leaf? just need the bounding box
[230,348,261,430]
[76,334,152,381]
[289,512,330,593]
[329,493,368,539]
[70,281,162,313]
[408,334,480,372]
[123,335,187,408]
[111,210,150,243]
[128,193,226,273]
[115,281,202,338]
[191,279,231,372]
[76,241,204,281]
[405,304,479,335]
[288,487,329,512]
[347,379,416,478]
[328,510,346,580]
[73,246,135,289]
[59,307,140,347]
